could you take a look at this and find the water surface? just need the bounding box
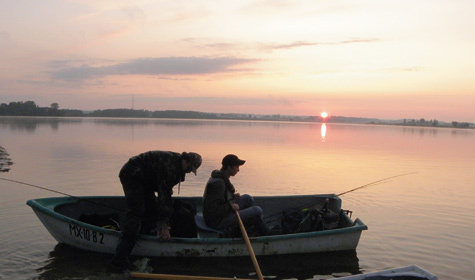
[1,117,474,279]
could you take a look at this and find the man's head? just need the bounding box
[221,154,245,177]
[182,152,202,175]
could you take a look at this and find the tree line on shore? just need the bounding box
[0,100,320,122]
[1,100,472,128]
[0,101,83,117]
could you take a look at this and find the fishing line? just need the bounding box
[3,172,418,220]
[337,172,418,196]
[263,172,418,222]
[0,177,126,212]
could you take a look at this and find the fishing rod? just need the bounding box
[337,172,418,196]
[0,177,126,212]
[263,172,418,222]
[3,171,418,219]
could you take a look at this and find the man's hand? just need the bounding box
[157,227,171,242]
[231,203,240,211]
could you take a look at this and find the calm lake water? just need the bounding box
[1,116,474,280]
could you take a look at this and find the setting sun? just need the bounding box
[321,112,328,118]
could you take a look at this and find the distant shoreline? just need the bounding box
[1,100,473,129]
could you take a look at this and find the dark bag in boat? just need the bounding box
[281,200,340,234]
[78,213,121,231]
[169,200,198,238]
[281,208,305,234]
[296,208,340,232]
[321,208,340,230]
[297,209,325,232]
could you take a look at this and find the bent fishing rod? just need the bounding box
[0,177,126,212]
[263,171,418,221]
[336,172,418,196]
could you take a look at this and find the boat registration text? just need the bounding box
[69,223,105,244]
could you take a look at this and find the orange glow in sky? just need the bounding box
[1,1,474,122]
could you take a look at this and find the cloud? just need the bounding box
[268,38,380,50]
[17,80,52,86]
[383,67,424,72]
[50,56,257,81]
[272,41,319,50]
[48,59,90,69]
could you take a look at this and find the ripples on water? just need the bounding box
[31,245,361,280]
[1,117,474,279]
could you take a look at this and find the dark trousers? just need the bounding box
[111,173,157,268]
[216,194,263,230]
[121,174,158,239]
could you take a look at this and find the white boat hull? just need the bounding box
[28,195,367,257]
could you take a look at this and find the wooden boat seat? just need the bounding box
[194,215,224,238]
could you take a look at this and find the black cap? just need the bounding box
[222,154,245,167]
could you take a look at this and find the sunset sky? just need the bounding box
[1,0,474,122]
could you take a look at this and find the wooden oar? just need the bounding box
[234,209,264,280]
[130,272,254,280]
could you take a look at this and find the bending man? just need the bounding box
[111,150,202,270]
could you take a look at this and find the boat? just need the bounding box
[337,265,438,279]
[26,194,367,257]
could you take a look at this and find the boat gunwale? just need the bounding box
[26,195,368,244]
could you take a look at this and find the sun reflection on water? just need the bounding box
[321,123,327,142]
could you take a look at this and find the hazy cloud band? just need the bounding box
[51,56,257,80]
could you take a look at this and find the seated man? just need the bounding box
[202,154,279,236]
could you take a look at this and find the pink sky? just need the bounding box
[1,1,474,122]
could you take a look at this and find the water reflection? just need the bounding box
[0,116,83,132]
[38,244,115,280]
[321,123,327,142]
[402,127,439,136]
[0,116,322,132]
[4,117,474,279]
[39,244,360,280]
[0,146,13,172]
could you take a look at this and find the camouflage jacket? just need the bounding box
[120,150,185,227]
